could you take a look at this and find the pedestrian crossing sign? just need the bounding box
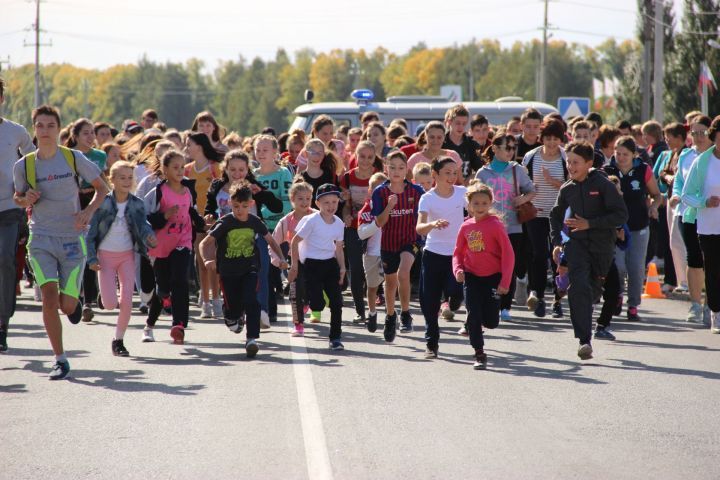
[557,97,590,119]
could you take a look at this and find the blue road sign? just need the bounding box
[557,97,591,119]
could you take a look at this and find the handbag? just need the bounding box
[512,165,537,223]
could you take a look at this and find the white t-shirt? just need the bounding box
[697,154,720,235]
[295,211,344,262]
[418,186,467,256]
[99,201,134,252]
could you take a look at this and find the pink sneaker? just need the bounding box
[170,324,185,344]
[291,323,304,337]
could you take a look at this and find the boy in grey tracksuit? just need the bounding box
[550,142,628,360]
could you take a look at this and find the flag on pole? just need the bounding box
[698,61,717,96]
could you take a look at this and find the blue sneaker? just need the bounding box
[329,339,345,351]
[49,360,70,380]
[594,327,616,341]
[500,309,511,321]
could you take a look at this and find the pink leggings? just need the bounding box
[97,249,135,339]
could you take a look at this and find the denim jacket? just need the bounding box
[86,191,154,265]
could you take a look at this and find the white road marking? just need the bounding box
[286,304,334,480]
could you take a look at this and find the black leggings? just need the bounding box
[146,248,191,328]
[303,258,343,340]
[501,233,525,310]
[598,260,621,328]
[680,220,704,268]
[344,227,366,317]
[525,217,559,300]
[699,234,720,312]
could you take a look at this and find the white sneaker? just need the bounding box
[33,284,42,302]
[514,275,528,306]
[200,302,212,319]
[212,298,224,318]
[711,311,720,334]
[458,325,468,336]
[141,327,155,342]
[260,310,271,329]
[674,284,689,294]
[526,291,539,311]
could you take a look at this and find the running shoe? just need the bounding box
[67,302,82,325]
[329,339,345,351]
[399,311,413,333]
[534,299,546,318]
[711,311,720,334]
[594,327,616,341]
[200,302,212,319]
[577,343,593,360]
[626,306,641,322]
[375,294,385,307]
[291,323,304,337]
[367,312,378,333]
[260,310,271,329]
[514,275,528,307]
[687,302,704,324]
[526,291,539,311]
[141,327,155,343]
[0,330,7,352]
[440,302,454,320]
[170,324,185,344]
[111,339,130,357]
[81,305,94,322]
[212,298,224,319]
[425,346,438,359]
[500,309,511,321]
[352,314,365,325]
[225,316,245,334]
[458,325,468,336]
[551,301,563,318]
[245,339,259,358]
[383,313,397,342]
[309,311,321,324]
[473,350,487,370]
[49,359,70,380]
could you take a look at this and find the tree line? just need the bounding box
[1,0,718,133]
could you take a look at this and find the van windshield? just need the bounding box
[289,116,308,132]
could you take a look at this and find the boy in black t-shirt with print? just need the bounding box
[200,181,287,358]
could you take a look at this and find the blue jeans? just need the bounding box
[420,249,463,350]
[615,227,650,308]
[256,235,270,314]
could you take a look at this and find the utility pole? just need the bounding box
[641,0,653,121]
[468,39,475,102]
[539,0,549,102]
[653,0,664,122]
[24,0,51,107]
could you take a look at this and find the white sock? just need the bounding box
[55,353,67,363]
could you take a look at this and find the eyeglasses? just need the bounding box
[690,130,708,137]
[502,145,516,152]
[307,150,323,156]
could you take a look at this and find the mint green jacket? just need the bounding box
[681,147,716,224]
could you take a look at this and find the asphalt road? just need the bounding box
[2,286,719,480]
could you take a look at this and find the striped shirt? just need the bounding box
[523,148,566,218]
[371,180,424,252]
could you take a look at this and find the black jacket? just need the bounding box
[550,169,628,253]
[204,177,283,220]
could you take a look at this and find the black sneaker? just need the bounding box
[534,299,546,318]
[594,327,616,341]
[67,302,82,324]
[399,311,413,333]
[551,301,563,318]
[81,304,94,322]
[225,315,245,334]
[367,312,378,333]
[139,305,149,315]
[111,339,130,357]
[329,339,345,351]
[0,330,7,352]
[49,359,70,380]
[383,313,397,342]
[352,314,365,325]
[627,306,641,321]
[473,350,487,370]
[269,315,277,324]
[425,346,438,359]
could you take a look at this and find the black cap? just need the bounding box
[315,183,341,200]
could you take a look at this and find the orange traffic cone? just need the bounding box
[642,262,665,299]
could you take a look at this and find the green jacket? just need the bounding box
[681,147,716,224]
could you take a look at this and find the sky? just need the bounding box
[1,0,688,72]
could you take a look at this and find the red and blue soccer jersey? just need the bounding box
[370,180,424,252]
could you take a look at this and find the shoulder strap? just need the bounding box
[511,164,519,196]
[24,146,77,189]
[25,151,37,189]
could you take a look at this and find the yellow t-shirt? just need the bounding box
[185,161,221,215]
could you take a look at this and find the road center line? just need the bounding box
[285,304,334,480]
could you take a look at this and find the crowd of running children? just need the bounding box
[1,77,719,379]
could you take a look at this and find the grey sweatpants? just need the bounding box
[564,239,614,344]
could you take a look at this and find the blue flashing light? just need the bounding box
[351,89,375,101]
